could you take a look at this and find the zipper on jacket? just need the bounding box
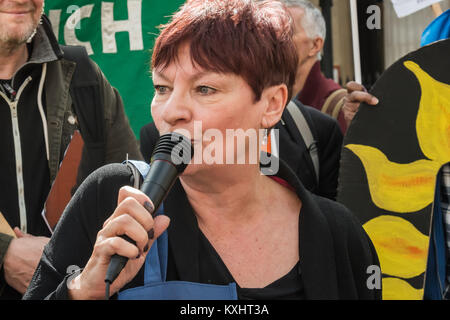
[0,76,33,233]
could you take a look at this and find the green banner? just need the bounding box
[44,0,185,137]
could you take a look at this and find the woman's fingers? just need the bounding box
[99,213,150,255]
[69,185,170,300]
[97,187,157,264]
[117,186,155,213]
[104,189,155,231]
[99,184,171,259]
[93,235,141,261]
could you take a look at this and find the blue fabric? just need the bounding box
[117,160,238,300]
[118,280,238,300]
[144,223,167,284]
[421,9,450,47]
[118,230,238,300]
[126,159,150,177]
[424,172,447,300]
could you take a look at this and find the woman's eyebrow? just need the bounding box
[190,71,217,82]
[152,71,171,82]
[153,70,220,83]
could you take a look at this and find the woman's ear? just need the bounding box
[260,84,288,129]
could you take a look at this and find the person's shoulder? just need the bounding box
[140,122,159,139]
[78,163,137,196]
[311,194,367,242]
[312,194,352,219]
[310,194,379,266]
[294,99,339,129]
[294,100,343,146]
[139,123,160,161]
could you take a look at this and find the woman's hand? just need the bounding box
[68,186,170,300]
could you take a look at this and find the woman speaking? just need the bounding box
[24,0,380,300]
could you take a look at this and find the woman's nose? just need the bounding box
[160,90,193,127]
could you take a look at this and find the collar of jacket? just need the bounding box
[12,15,63,78]
[5,15,74,183]
[29,15,63,64]
[163,157,339,299]
[32,15,77,182]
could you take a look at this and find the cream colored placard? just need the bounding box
[0,212,16,238]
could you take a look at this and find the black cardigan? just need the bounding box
[23,159,381,300]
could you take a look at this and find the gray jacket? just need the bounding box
[0,18,142,280]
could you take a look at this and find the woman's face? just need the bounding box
[151,44,269,173]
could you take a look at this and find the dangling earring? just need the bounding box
[260,128,271,154]
[261,128,269,147]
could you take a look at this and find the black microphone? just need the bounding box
[104,132,193,291]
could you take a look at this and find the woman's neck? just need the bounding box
[181,165,265,219]
[180,164,298,233]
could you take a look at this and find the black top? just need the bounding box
[163,182,304,300]
[0,47,51,238]
[0,69,51,238]
[198,230,304,300]
[0,66,51,300]
[23,158,381,300]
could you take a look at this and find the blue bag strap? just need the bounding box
[144,223,168,284]
[125,160,150,180]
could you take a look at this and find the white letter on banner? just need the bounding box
[64,4,94,55]
[366,5,381,30]
[48,9,61,42]
[101,0,143,54]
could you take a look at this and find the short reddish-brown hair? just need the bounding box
[151,0,298,102]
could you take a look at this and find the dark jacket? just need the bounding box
[140,100,343,200]
[23,159,381,300]
[277,100,343,200]
[0,16,142,299]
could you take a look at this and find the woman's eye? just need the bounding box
[154,85,169,94]
[197,86,216,95]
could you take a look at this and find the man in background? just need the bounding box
[0,0,142,299]
[280,0,349,133]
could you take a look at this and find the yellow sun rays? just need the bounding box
[345,61,450,299]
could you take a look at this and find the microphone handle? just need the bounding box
[104,161,179,286]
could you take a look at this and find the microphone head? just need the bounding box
[151,132,194,174]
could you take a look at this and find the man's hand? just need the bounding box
[3,228,50,294]
[342,81,379,127]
